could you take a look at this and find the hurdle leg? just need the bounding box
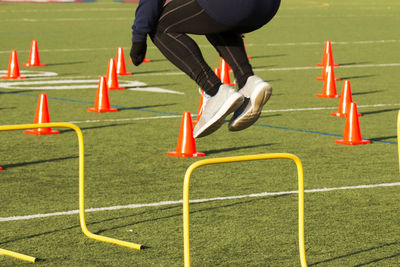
[397,110,400,172]
[0,248,36,263]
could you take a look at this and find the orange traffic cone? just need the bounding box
[317,40,339,67]
[167,112,205,157]
[220,59,235,86]
[316,52,340,81]
[25,93,59,135]
[316,65,340,98]
[331,80,361,117]
[87,76,118,113]
[116,47,131,76]
[1,50,26,80]
[193,89,205,125]
[106,58,125,90]
[23,40,45,67]
[219,57,232,73]
[335,102,370,145]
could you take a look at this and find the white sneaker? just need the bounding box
[228,75,272,131]
[193,85,244,138]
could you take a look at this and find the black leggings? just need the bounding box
[150,0,280,95]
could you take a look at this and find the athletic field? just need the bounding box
[1,0,399,266]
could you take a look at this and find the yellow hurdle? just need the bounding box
[398,110,400,173]
[183,153,307,267]
[0,123,142,263]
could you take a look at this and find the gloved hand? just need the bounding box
[130,42,147,66]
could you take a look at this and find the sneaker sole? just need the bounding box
[194,93,244,138]
[228,82,272,131]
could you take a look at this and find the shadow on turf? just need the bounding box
[133,69,173,75]
[141,58,167,63]
[360,108,399,116]
[337,61,370,66]
[250,54,287,59]
[132,83,178,88]
[259,113,281,119]
[252,65,276,69]
[117,103,177,111]
[309,241,400,266]
[92,196,286,238]
[339,74,375,80]
[1,155,78,170]
[59,123,130,133]
[0,223,81,246]
[0,90,33,94]
[352,89,382,96]
[203,143,274,155]
[0,206,174,247]
[368,135,397,142]
[1,197,284,250]
[45,61,86,66]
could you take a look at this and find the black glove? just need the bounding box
[130,42,147,66]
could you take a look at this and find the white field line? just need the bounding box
[256,63,400,72]
[261,103,400,113]
[2,63,399,81]
[0,40,399,54]
[67,115,181,124]
[60,103,400,125]
[1,182,400,222]
[128,63,400,77]
[0,62,396,82]
[247,39,400,47]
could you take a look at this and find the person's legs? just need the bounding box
[151,0,245,138]
[152,0,280,93]
[150,0,280,136]
[150,0,230,96]
[205,32,254,89]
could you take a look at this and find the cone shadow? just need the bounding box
[123,83,178,89]
[1,155,78,169]
[352,90,382,96]
[204,143,274,155]
[45,61,86,66]
[117,103,177,111]
[360,108,398,116]
[309,241,400,266]
[250,54,287,59]
[141,58,167,63]
[337,61,371,66]
[368,135,397,142]
[340,74,375,80]
[259,113,281,119]
[60,123,130,133]
[133,69,172,75]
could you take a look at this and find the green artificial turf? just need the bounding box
[1,0,399,265]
